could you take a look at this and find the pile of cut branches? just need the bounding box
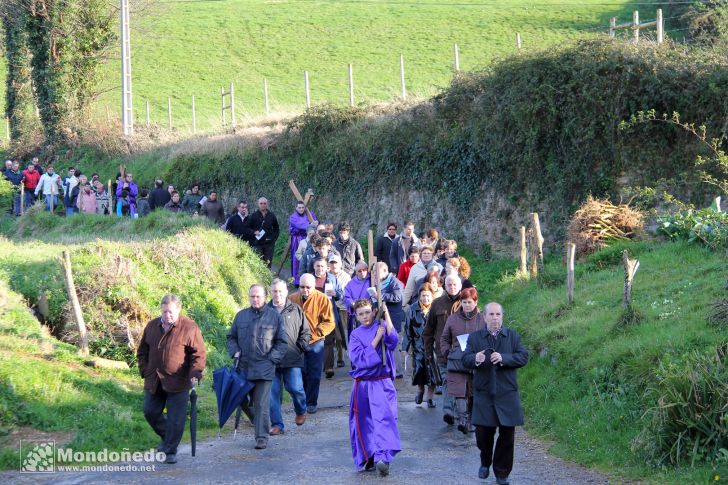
[567,196,644,257]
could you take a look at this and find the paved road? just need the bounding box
[4,370,613,484]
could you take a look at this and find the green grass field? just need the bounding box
[0,0,672,133]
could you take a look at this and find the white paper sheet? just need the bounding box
[457,333,470,351]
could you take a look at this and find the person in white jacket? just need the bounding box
[34,165,62,212]
[403,245,443,307]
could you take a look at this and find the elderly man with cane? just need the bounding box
[137,294,207,464]
[463,302,528,484]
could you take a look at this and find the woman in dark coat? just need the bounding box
[440,287,486,434]
[401,283,436,408]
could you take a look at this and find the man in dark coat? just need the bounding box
[375,222,397,265]
[227,284,288,449]
[137,294,207,464]
[200,191,225,224]
[225,200,252,242]
[423,275,462,424]
[388,220,420,277]
[463,302,528,484]
[268,279,311,435]
[246,197,280,268]
[149,179,171,210]
[332,222,364,276]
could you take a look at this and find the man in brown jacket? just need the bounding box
[137,294,207,464]
[289,273,335,414]
[423,274,462,425]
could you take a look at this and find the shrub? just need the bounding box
[634,345,728,467]
[567,196,644,257]
[657,204,728,249]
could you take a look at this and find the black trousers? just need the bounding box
[255,243,275,268]
[143,387,189,455]
[475,425,516,478]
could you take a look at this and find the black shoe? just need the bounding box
[364,457,375,471]
[435,386,443,395]
[415,391,423,405]
[156,442,165,453]
[376,460,390,477]
[337,360,345,368]
[478,466,489,479]
[164,453,177,464]
[495,477,510,485]
[427,399,436,408]
[443,414,454,425]
[307,405,317,414]
[325,370,334,379]
[457,424,468,435]
[254,438,267,449]
[395,374,403,379]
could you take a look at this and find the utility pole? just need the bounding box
[120,0,133,136]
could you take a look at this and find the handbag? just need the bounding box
[446,346,471,374]
[427,350,443,386]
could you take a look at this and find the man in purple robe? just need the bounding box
[348,298,401,477]
[289,201,316,286]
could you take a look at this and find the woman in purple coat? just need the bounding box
[348,298,401,476]
[289,201,316,286]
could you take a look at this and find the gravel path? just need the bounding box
[4,370,614,484]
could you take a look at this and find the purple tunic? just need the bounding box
[344,276,371,335]
[289,210,315,285]
[348,322,401,470]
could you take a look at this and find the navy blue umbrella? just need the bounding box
[212,359,254,432]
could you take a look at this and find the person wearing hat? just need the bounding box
[328,253,351,368]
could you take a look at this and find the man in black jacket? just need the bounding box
[227,285,288,449]
[247,197,280,267]
[332,222,364,276]
[149,179,171,210]
[267,279,311,435]
[374,222,397,265]
[463,302,528,484]
[225,200,252,242]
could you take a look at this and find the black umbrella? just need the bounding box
[233,395,255,437]
[190,381,198,457]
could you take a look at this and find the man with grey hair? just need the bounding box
[247,197,280,268]
[137,294,207,464]
[463,302,528,484]
[424,274,462,424]
[268,279,311,434]
[227,284,288,449]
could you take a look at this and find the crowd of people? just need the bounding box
[3,160,528,483]
[135,191,529,484]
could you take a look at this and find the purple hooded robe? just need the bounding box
[344,275,371,335]
[289,210,315,285]
[348,321,401,470]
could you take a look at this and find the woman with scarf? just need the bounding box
[403,245,443,306]
[401,283,437,408]
[345,261,371,335]
[348,298,401,476]
[440,287,486,434]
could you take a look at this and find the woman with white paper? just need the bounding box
[439,287,486,434]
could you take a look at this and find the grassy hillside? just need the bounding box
[480,240,727,483]
[0,211,272,469]
[0,0,669,131]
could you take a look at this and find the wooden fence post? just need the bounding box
[400,54,406,99]
[304,71,311,108]
[49,183,55,213]
[167,96,172,129]
[609,17,616,38]
[20,183,25,214]
[566,242,576,304]
[264,78,270,116]
[519,226,527,276]
[5,117,9,141]
[106,105,110,124]
[348,64,355,107]
[191,95,196,133]
[656,8,664,44]
[107,179,112,215]
[61,251,89,357]
[516,32,522,50]
[229,82,236,127]
[633,10,640,43]
[530,212,544,279]
[454,43,460,71]
[622,250,640,308]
